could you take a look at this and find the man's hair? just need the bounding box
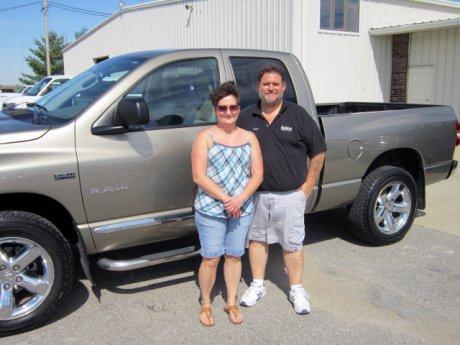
[257,64,286,83]
[209,81,240,107]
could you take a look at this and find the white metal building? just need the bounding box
[63,0,460,117]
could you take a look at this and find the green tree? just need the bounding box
[74,27,88,40]
[19,31,67,85]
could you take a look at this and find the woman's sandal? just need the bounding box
[223,305,243,325]
[199,304,214,326]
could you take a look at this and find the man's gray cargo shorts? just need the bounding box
[248,190,307,252]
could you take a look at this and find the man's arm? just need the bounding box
[299,151,326,198]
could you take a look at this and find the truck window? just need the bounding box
[45,78,70,94]
[26,77,52,96]
[32,55,149,123]
[229,57,297,109]
[124,58,220,128]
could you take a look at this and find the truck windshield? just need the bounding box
[26,77,52,96]
[33,55,149,123]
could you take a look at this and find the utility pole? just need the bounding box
[42,0,51,76]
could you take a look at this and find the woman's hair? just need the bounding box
[209,81,240,107]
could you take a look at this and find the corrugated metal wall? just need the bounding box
[64,0,293,74]
[63,0,460,105]
[409,27,460,118]
[296,0,393,103]
[297,0,460,104]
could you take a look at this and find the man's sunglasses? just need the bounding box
[216,105,240,113]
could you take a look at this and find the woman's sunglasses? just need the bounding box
[216,104,240,113]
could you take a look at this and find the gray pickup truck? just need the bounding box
[0,49,458,332]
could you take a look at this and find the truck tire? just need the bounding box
[0,211,74,333]
[348,166,417,245]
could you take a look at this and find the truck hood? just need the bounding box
[0,93,21,100]
[3,95,39,107]
[0,113,50,144]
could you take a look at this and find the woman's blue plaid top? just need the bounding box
[194,130,254,218]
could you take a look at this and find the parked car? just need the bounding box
[0,49,458,332]
[1,75,73,112]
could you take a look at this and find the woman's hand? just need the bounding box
[224,195,245,215]
[228,209,241,218]
[222,196,241,218]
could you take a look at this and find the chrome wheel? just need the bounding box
[349,166,417,245]
[0,237,54,321]
[373,182,412,235]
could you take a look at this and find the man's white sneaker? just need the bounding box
[239,283,266,307]
[289,288,311,315]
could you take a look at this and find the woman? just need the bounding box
[191,81,263,326]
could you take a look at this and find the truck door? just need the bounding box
[76,52,225,252]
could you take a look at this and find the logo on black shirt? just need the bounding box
[280,126,293,132]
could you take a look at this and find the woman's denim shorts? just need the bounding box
[195,211,254,258]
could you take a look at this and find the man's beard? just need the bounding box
[260,94,283,107]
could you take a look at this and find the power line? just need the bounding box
[49,1,111,17]
[49,1,111,15]
[49,4,111,17]
[0,1,40,13]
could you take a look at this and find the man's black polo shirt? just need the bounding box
[237,100,326,192]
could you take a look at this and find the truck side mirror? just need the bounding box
[113,97,150,127]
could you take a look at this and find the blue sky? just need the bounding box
[1,0,460,85]
[0,0,141,84]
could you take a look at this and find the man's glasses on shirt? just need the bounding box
[216,104,240,113]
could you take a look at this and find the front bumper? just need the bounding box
[447,160,458,179]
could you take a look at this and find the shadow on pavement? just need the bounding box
[92,208,365,298]
[305,208,366,245]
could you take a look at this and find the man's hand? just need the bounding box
[299,152,326,199]
[298,183,313,199]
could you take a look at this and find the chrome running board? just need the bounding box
[97,245,200,271]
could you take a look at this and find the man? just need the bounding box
[236,64,326,314]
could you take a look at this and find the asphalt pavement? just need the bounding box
[4,151,460,345]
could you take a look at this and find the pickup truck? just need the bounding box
[0,86,33,108]
[0,49,457,332]
[1,75,73,112]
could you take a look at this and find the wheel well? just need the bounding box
[364,149,425,209]
[0,193,79,244]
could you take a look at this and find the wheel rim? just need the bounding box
[373,182,412,235]
[0,237,54,321]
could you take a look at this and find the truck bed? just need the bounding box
[316,102,434,116]
[314,103,457,212]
